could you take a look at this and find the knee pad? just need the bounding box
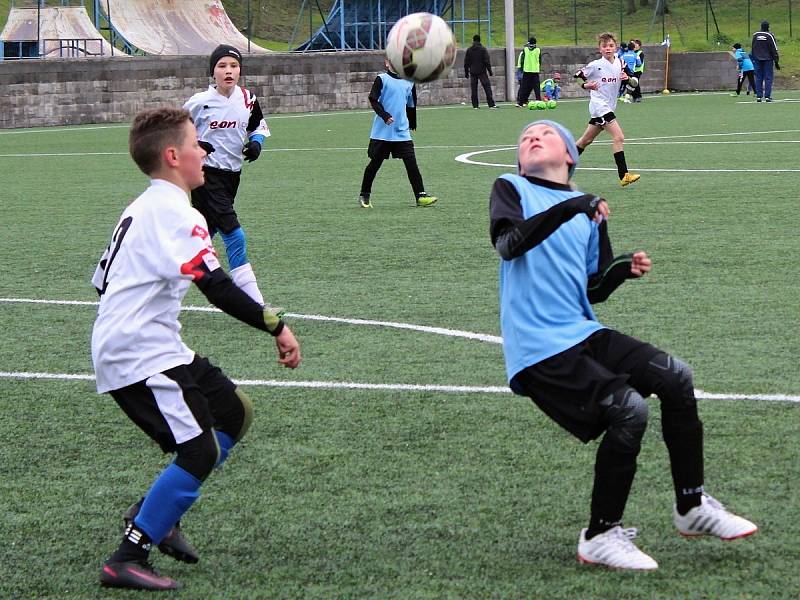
[599,387,649,453]
[233,387,254,443]
[220,227,248,269]
[175,430,220,482]
[648,352,695,408]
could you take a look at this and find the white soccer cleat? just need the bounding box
[674,494,758,540]
[577,526,658,571]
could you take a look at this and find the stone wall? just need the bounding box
[668,51,734,92]
[0,45,732,129]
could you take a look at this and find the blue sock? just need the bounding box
[215,430,236,467]
[220,227,248,269]
[134,463,201,544]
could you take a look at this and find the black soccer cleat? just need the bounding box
[100,560,181,591]
[124,501,200,564]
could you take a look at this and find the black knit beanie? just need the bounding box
[760,20,770,31]
[210,45,243,75]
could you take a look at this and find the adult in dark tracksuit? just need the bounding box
[751,20,780,102]
[464,35,496,109]
[516,37,542,106]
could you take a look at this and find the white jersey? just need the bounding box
[91,179,221,393]
[183,85,271,172]
[579,56,623,118]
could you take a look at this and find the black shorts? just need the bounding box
[588,112,617,127]
[110,355,241,453]
[191,167,242,236]
[367,139,416,161]
[510,329,661,443]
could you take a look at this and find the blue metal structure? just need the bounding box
[92,0,137,54]
[293,0,492,51]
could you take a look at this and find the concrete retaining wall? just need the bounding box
[0,45,731,129]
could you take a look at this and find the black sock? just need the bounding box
[676,485,703,516]
[108,521,152,563]
[613,151,628,179]
[577,145,585,156]
[586,518,622,540]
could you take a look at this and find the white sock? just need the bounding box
[230,263,264,306]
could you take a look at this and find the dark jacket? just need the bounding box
[751,30,779,61]
[464,42,493,77]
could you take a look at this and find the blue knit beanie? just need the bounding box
[517,120,579,178]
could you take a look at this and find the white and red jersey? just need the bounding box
[578,56,623,118]
[91,179,221,393]
[183,85,271,172]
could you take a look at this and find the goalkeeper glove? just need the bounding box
[198,141,215,155]
[775,60,780,70]
[242,140,262,162]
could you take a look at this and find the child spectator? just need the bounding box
[732,43,756,96]
[540,72,562,101]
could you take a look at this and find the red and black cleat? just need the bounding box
[100,560,181,591]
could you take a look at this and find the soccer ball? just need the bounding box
[536,100,547,110]
[527,101,537,110]
[547,100,557,109]
[385,13,457,83]
[628,76,639,88]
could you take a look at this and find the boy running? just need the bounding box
[93,107,300,591]
[489,118,757,570]
[574,32,640,187]
[184,45,271,305]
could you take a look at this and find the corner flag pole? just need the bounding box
[662,34,671,93]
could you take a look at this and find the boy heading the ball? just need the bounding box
[358,59,437,208]
[93,107,300,591]
[489,119,757,570]
[573,32,641,187]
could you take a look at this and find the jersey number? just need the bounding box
[96,216,132,295]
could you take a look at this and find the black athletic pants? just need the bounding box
[517,72,541,105]
[470,73,496,108]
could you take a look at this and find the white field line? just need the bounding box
[0,370,797,403]
[1,297,798,403]
[455,143,800,172]
[0,297,502,344]
[0,90,776,135]
[4,137,800,159]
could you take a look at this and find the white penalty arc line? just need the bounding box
[1,371,798,403]
[2,298,798,403]
[455,146,800,172]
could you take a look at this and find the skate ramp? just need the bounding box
[1,6,116,58]
[105,0,268,55]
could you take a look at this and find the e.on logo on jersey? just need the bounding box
[601,77,618,83]
[210,120,238,129]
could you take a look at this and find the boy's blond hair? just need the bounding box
[597,32,617,45]
[129,107,192,176]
